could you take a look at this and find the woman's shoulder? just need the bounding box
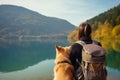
[71,41,83,49]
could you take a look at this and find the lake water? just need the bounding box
[0,39,120,80]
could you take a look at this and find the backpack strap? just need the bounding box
[75,40,100,46]
[74,40,86,65]
[75,41,89,74]
[75,40,86,46]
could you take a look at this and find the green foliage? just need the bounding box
[68,4,120,43]
[87,4,120,30]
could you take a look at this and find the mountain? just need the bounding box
[87,4,120,31]
[68,4,120,43]
[0,5,75,40]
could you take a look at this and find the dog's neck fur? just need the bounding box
[57,60,71,65]
[55,55,71,65]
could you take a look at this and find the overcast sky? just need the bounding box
[0,0,120,26]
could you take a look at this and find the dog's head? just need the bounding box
[55,46,71,63]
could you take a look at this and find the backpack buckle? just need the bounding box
[85,62,88,70]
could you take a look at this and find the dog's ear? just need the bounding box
[56,46,62,50]
[56,46,64,52]
[55,46,59,49]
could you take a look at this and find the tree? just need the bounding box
[101,20,113,38]
[67,28,78,43]
[112,24,120,38]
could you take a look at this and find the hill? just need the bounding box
[87,4,120,31]
[0,5,75,40]
[68,4,120,43]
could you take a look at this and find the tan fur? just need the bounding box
[53,46,74,80]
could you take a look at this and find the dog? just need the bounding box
[53,46,74,80]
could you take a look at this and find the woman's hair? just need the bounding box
[78,22,92,40]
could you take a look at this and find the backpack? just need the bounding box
[76,40,107,80]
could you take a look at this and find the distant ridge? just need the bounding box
[0,5,75,40]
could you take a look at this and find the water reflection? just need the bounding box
[0,39,120,80]
[0,40,69,72]
[0,59,54,80]
[106,50,120,70]
[0,59,120,80]
[107,67,120,80]
[0,41,55,72]
[97,39,120,70]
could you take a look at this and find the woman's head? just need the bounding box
[78,22,92,40]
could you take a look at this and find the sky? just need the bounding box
[0,0,120,26]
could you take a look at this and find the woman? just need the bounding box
[69,22,102,80]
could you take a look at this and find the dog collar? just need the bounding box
[57,60,72,65]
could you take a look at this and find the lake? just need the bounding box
[0,39,120,80]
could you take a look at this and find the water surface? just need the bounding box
[0,39,120,80]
